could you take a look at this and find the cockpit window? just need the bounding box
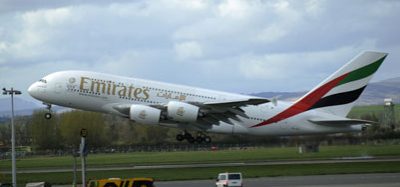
[39,79,47,83]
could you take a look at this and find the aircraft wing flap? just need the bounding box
[186,98,269,125]
[309,118,377,126]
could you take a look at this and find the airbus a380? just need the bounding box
[28,51,387,143]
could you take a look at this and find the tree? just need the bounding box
[15,116,32,146]
[0,122,10,146]
[30,110,61,150]
[59,110,110,148]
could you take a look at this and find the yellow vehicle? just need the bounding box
[88,178,154,187]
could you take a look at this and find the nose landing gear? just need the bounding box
[176,131,211,144]
[43,103,52,119]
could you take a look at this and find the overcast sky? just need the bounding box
[1,0,399,101]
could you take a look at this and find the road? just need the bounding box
[3,157,400,174]
[156,173,400,187]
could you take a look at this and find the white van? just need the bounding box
[215,172,243,187]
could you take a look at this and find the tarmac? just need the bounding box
[156,173,400,187]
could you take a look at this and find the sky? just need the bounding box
[0,0,399,101]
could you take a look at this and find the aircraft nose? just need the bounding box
[28,83,39,98]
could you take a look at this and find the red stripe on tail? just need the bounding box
[251,73,349,128]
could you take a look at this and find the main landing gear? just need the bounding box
[176,131,212,144]
[43,103,52,119]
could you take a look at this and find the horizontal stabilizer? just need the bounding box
[309,118,377,126]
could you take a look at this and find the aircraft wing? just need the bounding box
[112,97,269,126]
[189,98,270,126]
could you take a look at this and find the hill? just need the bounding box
[358,77,400,105]
[0,97,40,116]
[251,77,400,105]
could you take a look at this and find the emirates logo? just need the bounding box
[176,107,185,116]
[139,110,147,119]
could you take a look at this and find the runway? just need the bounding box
[156,173,400,187]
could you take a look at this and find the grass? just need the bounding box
[2,161,400,186]
[1,144,400,170]
[1,104,400,185]
[348,105,400,120]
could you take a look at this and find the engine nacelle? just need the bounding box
[129,105,161,125]
[167,101,200,123]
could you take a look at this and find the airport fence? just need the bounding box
[0,135,374,159]
[88,143,269,153]
[0,143,277,159]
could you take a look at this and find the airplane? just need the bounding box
[28,51,388,143]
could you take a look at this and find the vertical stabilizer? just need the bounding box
[297,51,388,116]
[251,51,388,128]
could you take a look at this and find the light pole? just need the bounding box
[2,88,22,187]
[80,128,88,187]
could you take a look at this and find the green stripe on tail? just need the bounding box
[337,56,386,86]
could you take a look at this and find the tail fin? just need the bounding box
[296,51,388,117]
[251,51,388,128]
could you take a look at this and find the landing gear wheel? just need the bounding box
[194,132,212,144]
[204,136,212,144]
[44,113,52,119]
[196,136,204,143]
[184,132,192,139]
[43,103,52,120]
[176,131,211,144]
[184,132,195,144]
[187,136,195,144]
[176,134,184,142]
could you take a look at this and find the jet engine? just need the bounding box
[167,101,200,123]
[129,105,161,125]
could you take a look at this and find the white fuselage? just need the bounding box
[28,71,362,136]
